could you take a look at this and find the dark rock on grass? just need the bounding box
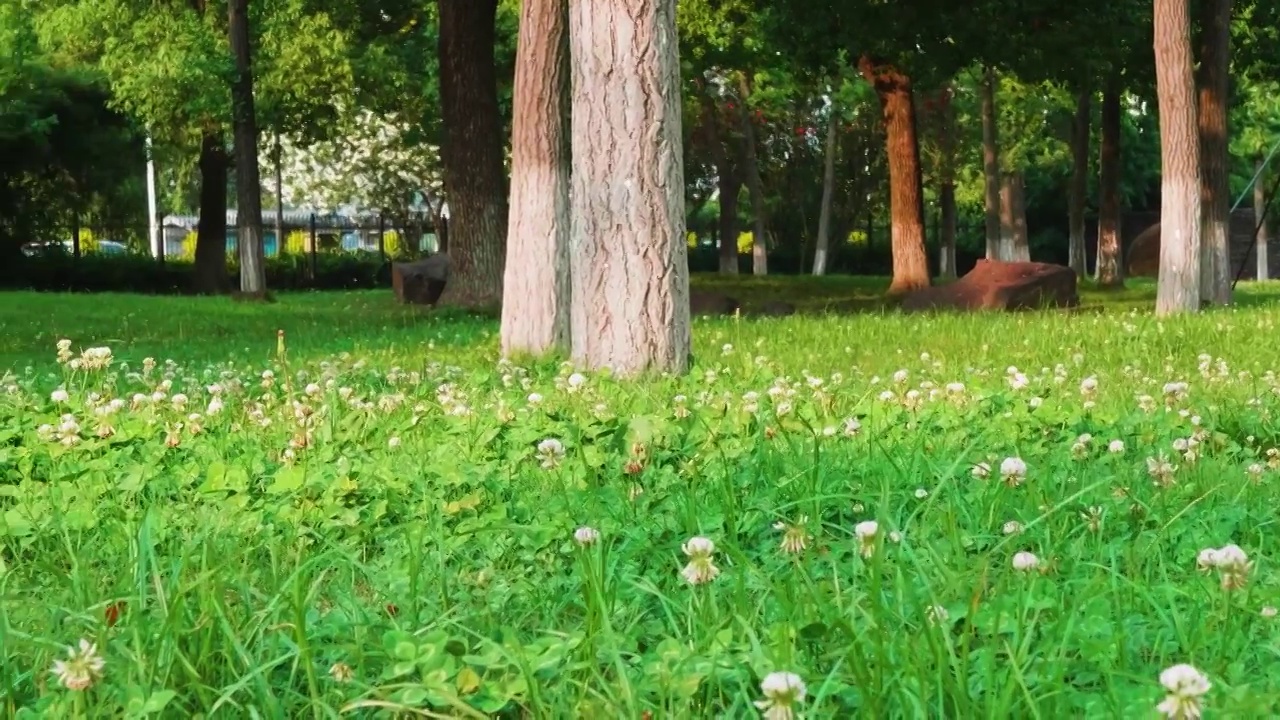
[689,290,740,316]
[392,254,450,306]
[901,259,1079,312]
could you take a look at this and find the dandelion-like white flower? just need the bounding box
[854,520,879,558]
[536,438,566,469]
[573,526,600,546]
[1012,551,1040,572]
[50,639,105,691]
[754,671,806,720]
[680,536,720,585]
[1156,664,1210,719]
[1000,457,1027,486]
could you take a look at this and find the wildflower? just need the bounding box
[573,526,600,546]
[1028,396,1043,408]
[1002,520,1023,535]
[1147,455,1178,487]
[171,393,188,409]
[50,639,105,691]
[388,436,401,448]
[854,520,879,558]
[329,661,354,683]
[1214,544,1252,590]
[1000,457,1027,486]
[567,372,586,391]
[842,417,861,436]
[888,530,903,544]
[926,604,950,626]
[536,438,566,469]
[1155,664,1210,719]
[527,392,544,405]
[1080,376,1098,396]
[51,388,70,404]
[1081,506,1103,533]
[774,517,810,554]
[1262,606,1278,619]
[56,338,73,364]
[754,671,806,720]
[1247,463,1265,482]
[1012,551,1040,572]
[971,462,991,479]
[680,536,720,585]
[305,383,321,396]
[1108,439,1125,454]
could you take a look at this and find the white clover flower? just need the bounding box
[1028,396,1043,408]
[843,417,861,436]
[1262,606,1278,619]
[573,526,600,546]
[1156,664,1210,719]
[755,671,806,720]
[527,392,544,405]
[680,536,720,585]
[1011,551,1040,572]
[1000,457,1027,486]
[536,438,566,468]
[914,487,929,499]
[925,604,950,626]
[971,462,991,479]
[774,517,810,555]
[567,372,586,391]
[1002,520,1023,535]
[388,436,401,448]
[329,661,354,683]
[50,639,105,691]
[1108,439,1125,454]
[50,388,69,404]
[1080,376,1098,395]
[854,520,879,558]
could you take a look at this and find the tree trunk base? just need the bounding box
[231,290,276,303]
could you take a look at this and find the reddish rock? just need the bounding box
[689,290,740,316]
[900,259,1079,312]
[1126,222,1160,277]
[392,255,449,305]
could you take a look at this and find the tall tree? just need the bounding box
[981,66,1002,260]
[1154,0,1202,314]
[736,72,769,275]
[1257,156,1270,281]
[568,0,691,375]
[1096,77,1124,288]
[228,0,265,295]
[936,85,958,279]
[812,100,839,276]
[697,91,741,274]
[500,0,571,356]
[1197,0,1233,304]
[194,132,229,293]
[437,0,508,308]
[1068,89,1091,278]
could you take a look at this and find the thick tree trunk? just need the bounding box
[1001,171,1030,261]
[1154,0,1203,314]
[194,131,229,294]
[1097,78,1124,288]
[981,66,1002,260]
[229,0,265,295]
[736,73,768,275]
[500,0,571,357]
[438,0,508,309]
[1069,89,1091,278]
[859,56,931,294]
[699,93,740,274]
[1258,156,1270,281]
[568,0,691,375]
[813,106,839,276]
[1197,0,1233,305]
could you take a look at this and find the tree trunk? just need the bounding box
[437,0,508,309]
[274,134,284,257]
[813,105,839,276]
[194,131,229,294]
[500,0,571,357]
[229,0,265,296]
[568,0,691,376]
[699,92,740,274]
[1097,77,1124,288]
[1069,89,1091,278]
[1154,0,1203,314]
[938,86,958,279]
[736,73,768,275]
[1197,0,1233,305]
[981,66,1002,260]
[1002,171,1030,261]
[859,56,931,294]
[1258,156,1270,281]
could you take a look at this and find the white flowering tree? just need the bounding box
[265,104,444,221]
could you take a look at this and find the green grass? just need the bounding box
[4,276,1280,717]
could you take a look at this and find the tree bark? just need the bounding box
[1154,0,1203,314]
[813,104,839,276]
[938,86,958,279]
[500,0,571,357]
[981,66,1002,260]
[1197,0,1233,305]
[437,0,508,309]
[1097,77,1124,288]
[194,131,229,294]
[1258,156,1270,281]
[568,0,691,376]
[1068,89,1091,278]
[859,56,931,294]
[736,72,768,275]
[1000,171,1030,261]
[699,92,740,274]
[229,0,265,295]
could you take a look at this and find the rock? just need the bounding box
[1126,222,1160,277]
[900,259,1079,312]
[392,255,449,305]
[756,300,796,317]
[689,290,740,316]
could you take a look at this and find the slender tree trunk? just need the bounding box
[437,0,508,309]
[1154,0,1203,314]
[699,92,740,274]
[1258,156,1270,280]
[500,0,571,357]
[1097,77,1124,288]
[229,0,265,295]
[813,105,839,276]
[1006,171,1030,260]
[1197,0,1233,304]
[194,131,229,294]
[568,0,690,375]
[273,134,284,257]
[736,73,768,275]
[1069,89,1091,277]
[981,66,1002,260]
[859,56,931,294]
[938,86,958,279]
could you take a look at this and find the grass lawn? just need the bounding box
[4,275,1280,716]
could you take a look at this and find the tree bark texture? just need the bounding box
[1258,156,1270,280]
[229,0,265,295]
[1154,0,1203,314]
[500,0,572,357]
[1197,0,1233,304]
[981,66,1002,260]
[194,131,229,294]
[1097,78,1124,288]
[736,73,768,276]
[438,0,508,309]
[1000,171,1031,261]
[699,93,740,274]
[568,0,691,376]
[812,106,839,276]
[859,56,931,294]
[1069,89,1091,278]
[938,86,958,279]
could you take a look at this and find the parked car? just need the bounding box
[20,239,131,256]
